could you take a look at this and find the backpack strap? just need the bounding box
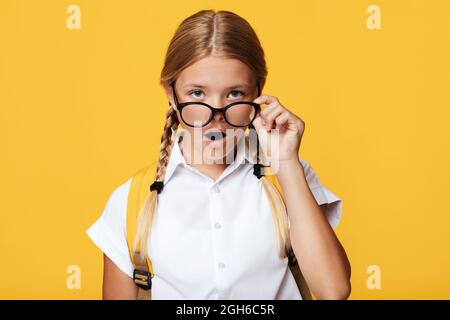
[255,164,313,300]
[126,162,158,300]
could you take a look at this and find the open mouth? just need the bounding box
[204,131,226,141]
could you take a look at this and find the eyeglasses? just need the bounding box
[171,81,261,128]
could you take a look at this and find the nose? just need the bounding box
[212,109,225,122]
[210,95,226,122]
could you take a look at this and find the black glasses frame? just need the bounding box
[171,80,261,128]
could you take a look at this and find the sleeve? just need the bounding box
[295,157,343,229]
[86,178,134,278]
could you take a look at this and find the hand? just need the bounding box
[251,95,305,164]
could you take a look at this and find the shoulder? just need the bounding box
[105,161,157,211]
[89,177,132,239]
[104,178,132,219]
[110,178,132,201]
[86,177,135,277]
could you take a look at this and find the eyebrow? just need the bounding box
[182,83,250,90]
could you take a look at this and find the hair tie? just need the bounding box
[253,164,264,179]
[150,180,164,194]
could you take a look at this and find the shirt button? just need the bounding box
[218,262,225,269]
[214,222,221,229]
[212,185,220,193]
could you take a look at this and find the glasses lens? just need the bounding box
[181,104,212,127]
[225,104,256,126]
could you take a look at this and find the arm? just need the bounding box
[251,93,351,300]
[102,254,138,300]
[277,159,351,300]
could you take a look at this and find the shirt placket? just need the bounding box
[209,182,226,299]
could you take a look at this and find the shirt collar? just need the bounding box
[163,130,254,185]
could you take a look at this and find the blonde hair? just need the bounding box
[134,9,291,261]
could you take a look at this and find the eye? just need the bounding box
[189,90,205,99]
[228,90,245,99]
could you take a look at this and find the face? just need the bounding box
[166,56,262,164]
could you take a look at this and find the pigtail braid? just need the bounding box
[134,105,179,259]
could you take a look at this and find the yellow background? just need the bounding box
[1,0,449,299]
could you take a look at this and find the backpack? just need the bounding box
[125,161,313,300]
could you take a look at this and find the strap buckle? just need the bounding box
[253,164,276,179]
[133,269,152,290]
[253,164,265,179]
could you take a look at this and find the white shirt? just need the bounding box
[86,134,343,300]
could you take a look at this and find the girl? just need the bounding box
[87,9,351,300]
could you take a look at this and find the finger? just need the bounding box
[251,114,264,132]
[253,95,280,105]
[259,103,278,127]
[251,115,270,141]
[250,109,267,127]
[261,108,285,130]
[259,102,279,117]
[274,112,290,130]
